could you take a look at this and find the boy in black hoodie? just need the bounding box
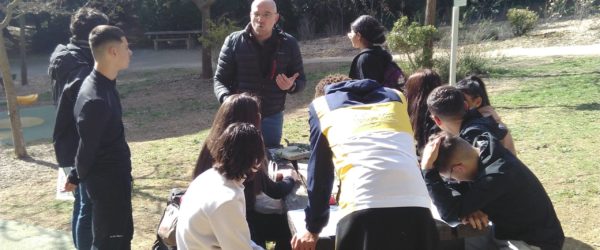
[421,132,564,249]
[48,7,108,250]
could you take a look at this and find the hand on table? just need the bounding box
[276,73,299,91]
[461,210,489,230]
[291,232,318,250]
[420,137,443,170]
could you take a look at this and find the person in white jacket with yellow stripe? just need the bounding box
[176,123,265,250]
[292,78,439,250]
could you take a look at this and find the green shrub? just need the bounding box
[433,46,494,83]
[198,17,240,63]
[387,16,438,71]
[507,8,539,36]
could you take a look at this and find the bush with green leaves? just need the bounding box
[198,17,240,63]
[507,8,539,36]
[387,16,438,71]
[433,46,495,83]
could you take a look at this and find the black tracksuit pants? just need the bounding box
[336,207,439,250]
[84,171,133,250]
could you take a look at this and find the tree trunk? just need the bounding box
[201,7,212,79]
[423,0,437,68]
[19,14,27,86]
[0,31,27,158]
[190,0,215,79]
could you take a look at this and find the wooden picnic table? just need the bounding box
[144,30,202,50]
[269,146,488,250]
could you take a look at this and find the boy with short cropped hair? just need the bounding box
[74,25,133,250]
[421,132,564,249]
[426,85,515,151]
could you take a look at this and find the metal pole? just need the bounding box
[449,6,459,85]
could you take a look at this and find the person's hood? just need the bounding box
[48,39,93,81]
[325,79,383,96]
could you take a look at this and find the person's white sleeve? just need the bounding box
[251,240,265,250]
[209,199,258,250]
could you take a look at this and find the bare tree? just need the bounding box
[0,0,27,158]
[191,0,215,79]
[423,0,437,68]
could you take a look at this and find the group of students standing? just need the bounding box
[48,0,563,249]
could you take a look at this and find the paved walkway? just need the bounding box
[0,219,74,250]
[10,43,600,79]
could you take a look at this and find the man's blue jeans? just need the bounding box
[261,111,283,148]
[72,181,93,250]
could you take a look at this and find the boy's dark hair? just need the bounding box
[456,75,491,107]
[431,132,471,173]
[351,15,386,45]
[89,25,125,54]
[427,85,466,121]
[211,123,265,180]
[70,7,109,41]
[315,74,352,98]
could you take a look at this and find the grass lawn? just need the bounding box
[0,57,598,249]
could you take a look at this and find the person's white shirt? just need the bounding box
[176,168,263,250]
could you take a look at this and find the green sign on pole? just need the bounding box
[454,0,466,7]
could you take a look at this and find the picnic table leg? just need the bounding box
[186,35,193,49]
[153,39,158,50]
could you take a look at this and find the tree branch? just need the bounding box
[0,0,23,29]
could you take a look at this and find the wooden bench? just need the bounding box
[144,30,202,50]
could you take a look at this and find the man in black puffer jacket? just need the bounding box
[214,0,306,149]
[48,7,109,250]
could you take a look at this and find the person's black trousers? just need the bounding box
[336,207,439,250]
[85,171,134,250]
[247,210,292,250]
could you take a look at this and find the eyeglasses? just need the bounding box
[252,12,276,19]
[442,165,459,183]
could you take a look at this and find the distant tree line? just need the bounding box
[2,0,596,54]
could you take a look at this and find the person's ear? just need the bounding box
[474,96,483,108]
[108,45,118,58]
[432,115,442,126]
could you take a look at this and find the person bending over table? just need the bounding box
[292,77,439,250]
[421,131,564,250]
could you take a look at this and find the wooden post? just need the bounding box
[201,7,213,79]
[423,0,437,68]
[19,13,27,86]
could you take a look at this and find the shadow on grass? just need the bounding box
[563,237,595,250]
[575,102,600,111]
[490,70,600,79]
[0,219,73,250]
[121,63,348,143]
[21,155,58,170]
[496,102,600,111]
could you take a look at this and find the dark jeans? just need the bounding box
[261,111,284,148]
[72,182,93,250]
[247,210,292,250]
[336,207,439,250]
[85,171,133,250]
